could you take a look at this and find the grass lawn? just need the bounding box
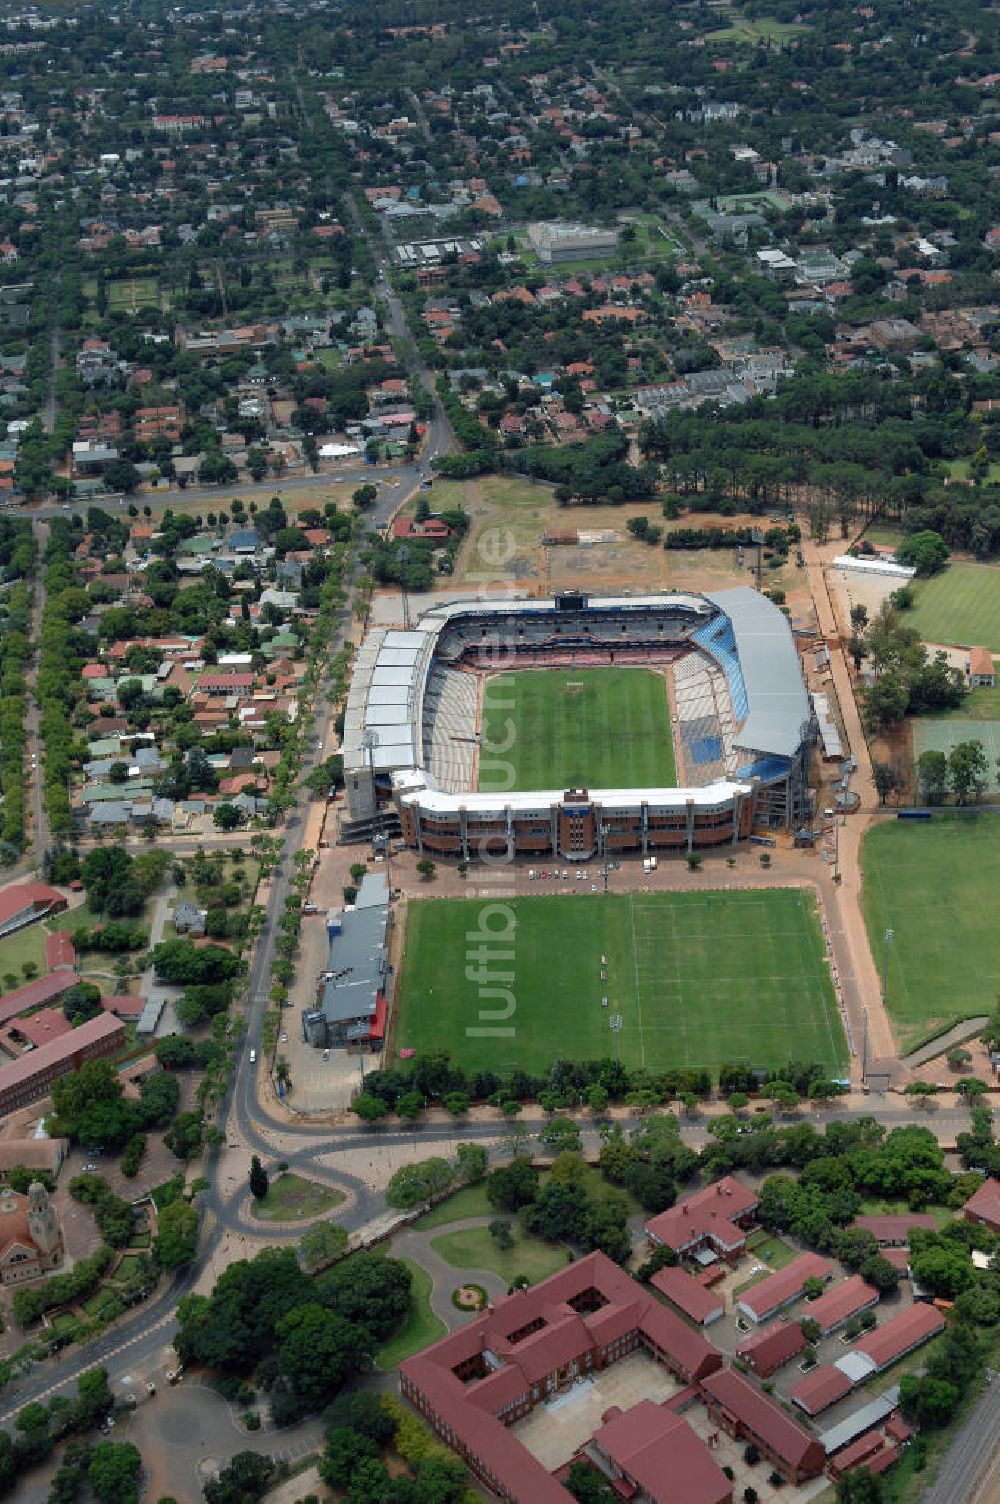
[857,1198,954,1231]
[107,278,158,310]
[375,1258,446,1371]
[397,890,845,1076]
[944,459,1000,485]
[862,818,1000,1049]
[0,924,49,989]
[415,1183,493,1229]
[430,1225,571,1285]
[908,562,1000,651]
[113,1254,144,1281]
[250,1173,344,1222]
[707,13,807,42]
[745,1233,798,1268]
[478,668,675,792]
[919,678,1000,722]
[127,1232,150,1249]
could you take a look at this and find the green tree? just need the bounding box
[88,1441,142,1504]
[949,740,989,805]
[274,1303,371,1411]
[249,1156,269,1201]
[203,1453,276,1504]
[154,1200,198,1270]
[917,749,949,805]
[896,530,949,577]
[871,762,896,805]
[298,1221,348,1275]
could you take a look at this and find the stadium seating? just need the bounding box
[692,616,749,722]
[422,667,478,793]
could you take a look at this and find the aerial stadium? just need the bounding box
[340,588,815,863]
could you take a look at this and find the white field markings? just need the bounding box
[624,890,844,1064]
[626,891,646,1068]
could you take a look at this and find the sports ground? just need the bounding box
[477,668,676,793]
[863,817,1000,1050]
[911,718,1000,794]
[396,890,846,1076]
[908,562,1000,652]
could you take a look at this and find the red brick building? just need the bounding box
[0,1014,125,1113]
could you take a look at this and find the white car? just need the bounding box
[280,1032,288,1043]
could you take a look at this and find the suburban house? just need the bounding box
[967,646,996,687]
[963,1177,1000,1234]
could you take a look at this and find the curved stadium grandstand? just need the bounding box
[341,589,814,862]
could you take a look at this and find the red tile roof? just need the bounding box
[963,1177,1000,1230]
[650,1265,724,1325]
[0,1013,125,1097]
[645,1177,758,1255]
[803,1276,879,1334]
[735,1321,805,1377]
[6,1006,73,1048]
[788,1363,853,1415]
[854,1214,938,1245]
[701,1369,825,1477]
[593,1400,732,1504]
[738,1254,832,1321]
[969,646,994,677]
[850,1303,946,1371]
[45,931,76,972]
[0,971,80,1027]
[828,1431,885,1475]
[400,1251,722,1504]
[0,883,65,929]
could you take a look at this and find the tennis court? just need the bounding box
[911,718,1000,792]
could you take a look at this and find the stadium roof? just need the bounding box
[398,780,753,815]
[705,588,812,760]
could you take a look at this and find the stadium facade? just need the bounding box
[342,589,814,860]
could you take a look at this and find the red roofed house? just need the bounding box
[737,1254,832,1324]
[735,1321,805,1378]
[392,516,452,542]
[590,1400,732,1504]
[800,1275,880,1337]
[400,1250,722,1504]
[963,1177,1000,1234]
[650,1264,724,1326]
[968,646,996,687]
[701,1369,825,1484]
[645,1176,759,1265]
[0,884,67,941]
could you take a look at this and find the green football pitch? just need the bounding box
[477,668,675,792]
[395,890,846,1076]
[863,818,1000,1050]
[908,562,1000,652]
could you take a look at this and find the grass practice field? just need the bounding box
[862,818,1000,1049]
[478,668,675,792]
[908,562,1000,651]
[397,890,845,1076]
